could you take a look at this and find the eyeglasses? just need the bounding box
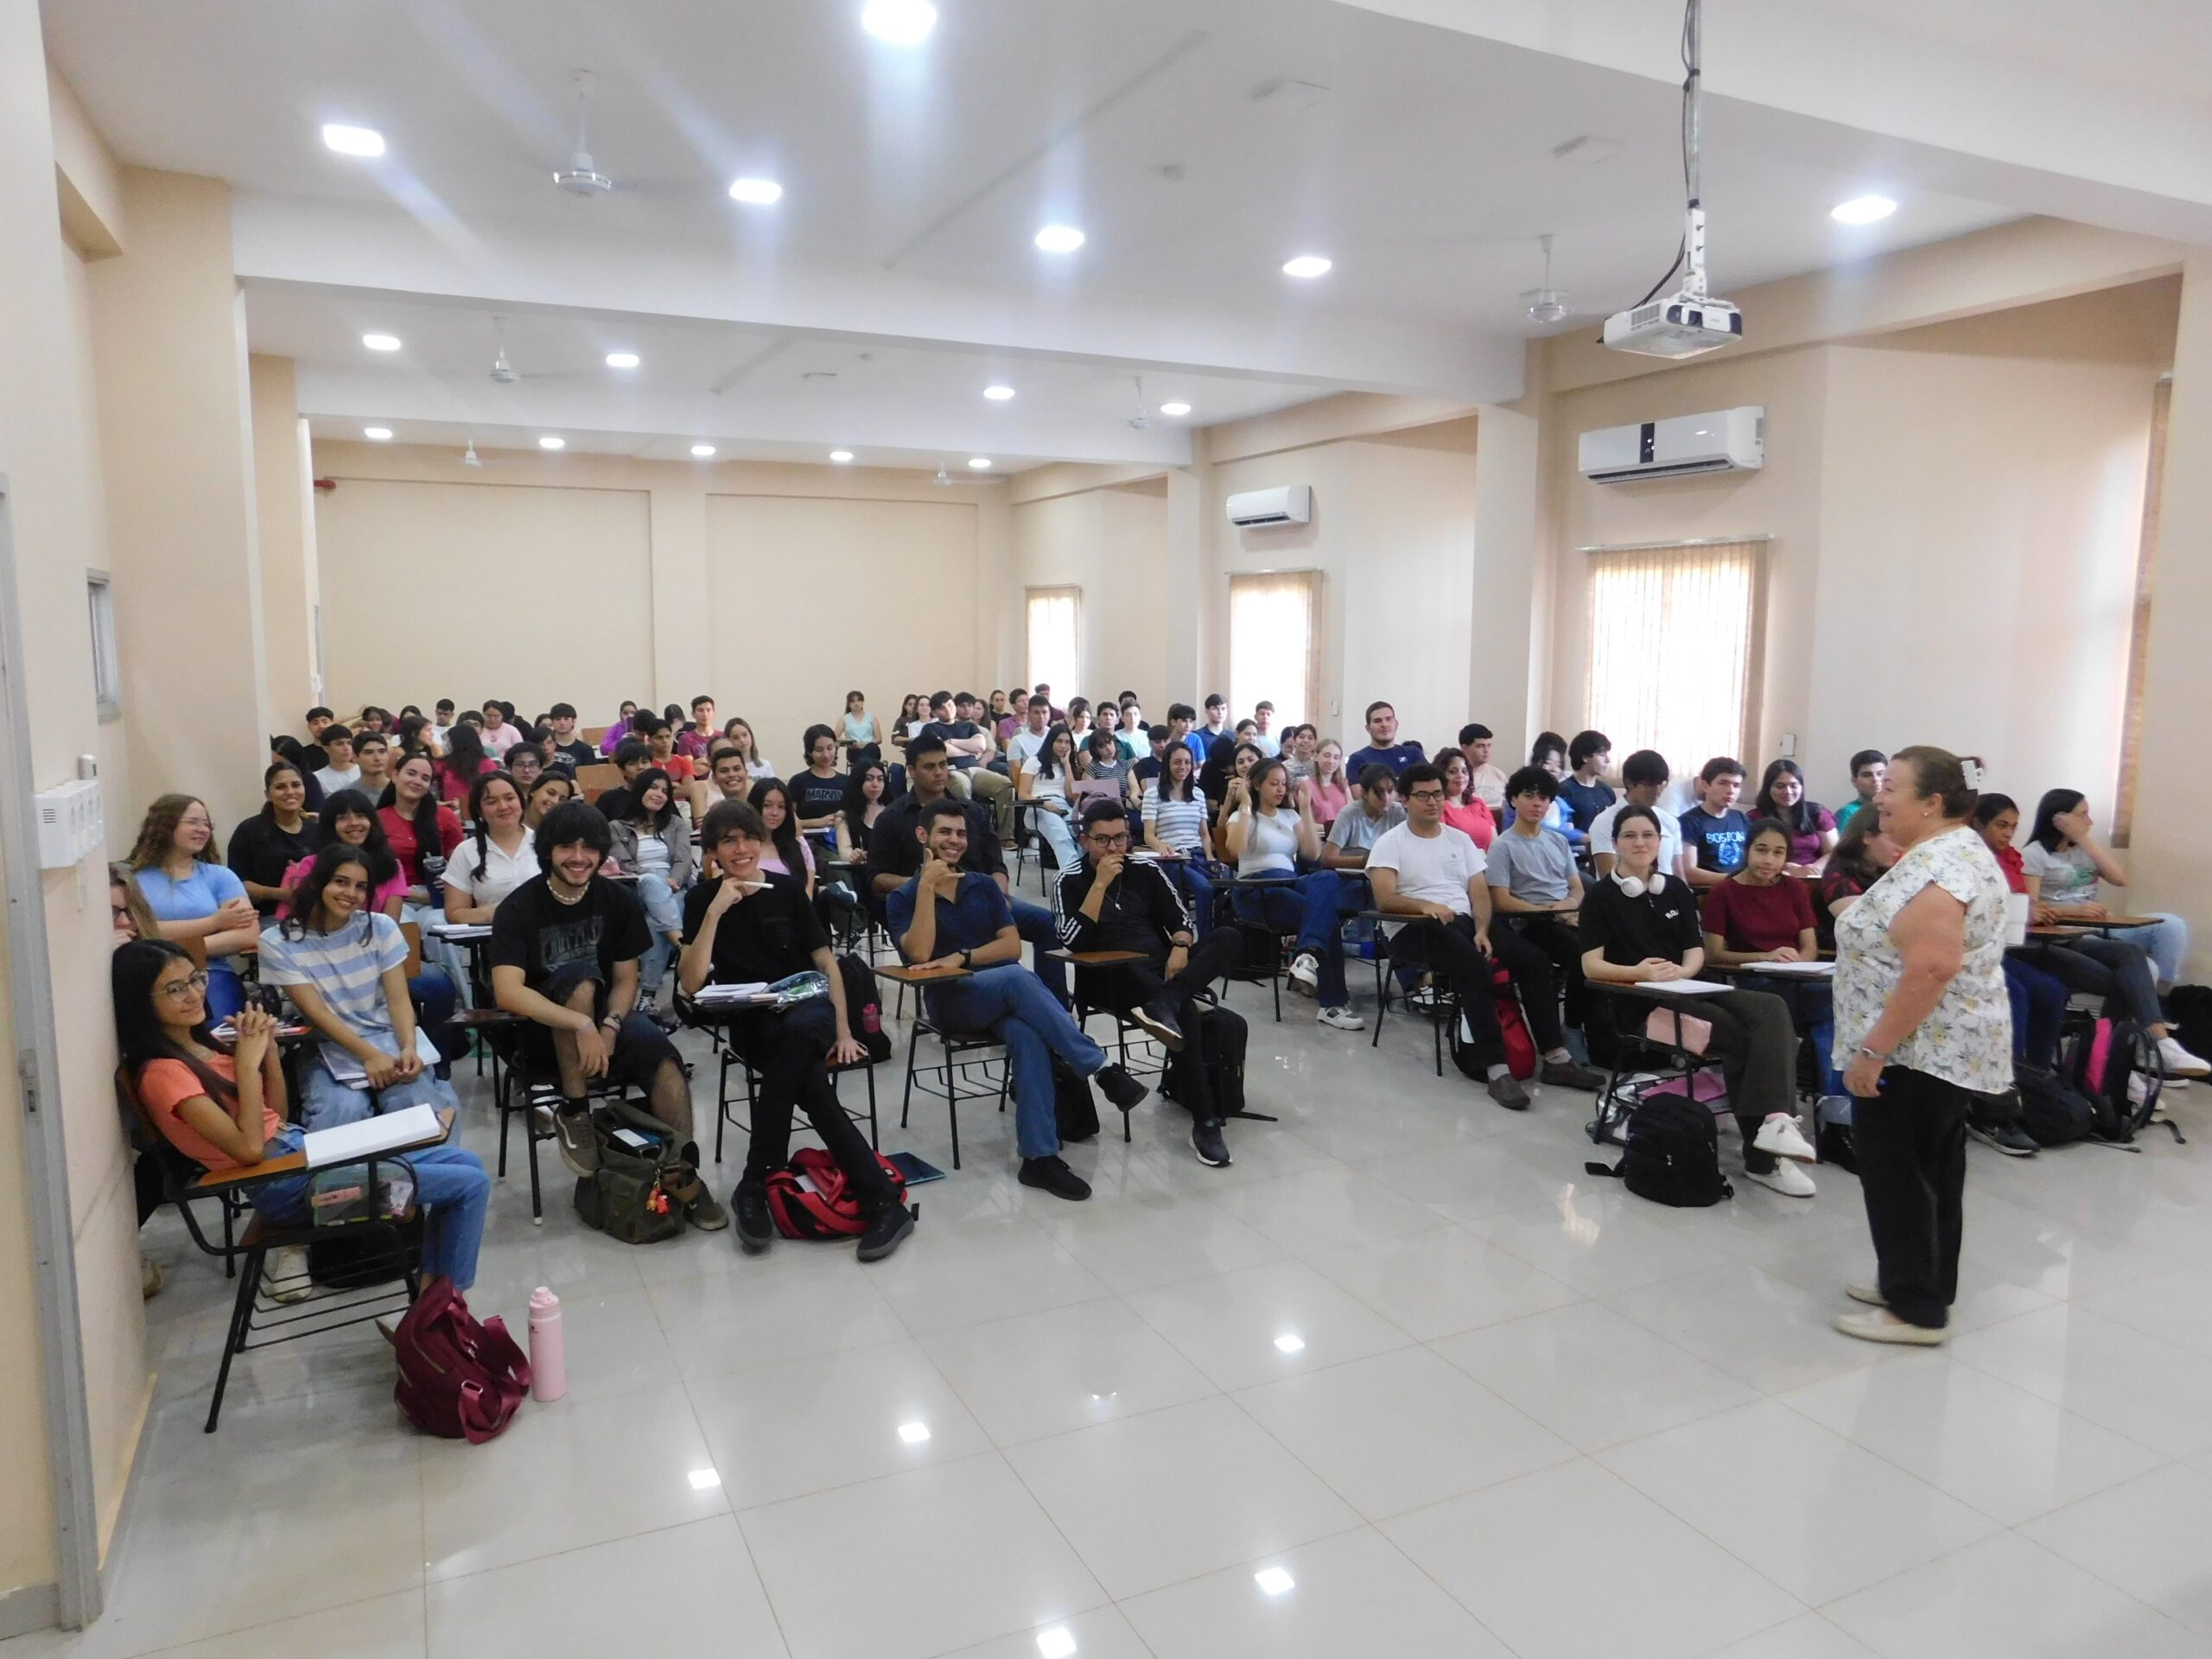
[1406,789,1446,803]
[156,970,211,1001]
[1085,834,1132,849]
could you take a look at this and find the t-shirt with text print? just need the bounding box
[1677,805,1753,875]
[488,874,650,997]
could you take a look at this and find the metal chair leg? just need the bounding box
[205,1243,263,1433]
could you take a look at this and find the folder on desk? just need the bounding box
[302,1103,443,1168]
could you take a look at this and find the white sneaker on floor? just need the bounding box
[265,1243,314,1303]
[1752,1112,1818,1162]
[2156,1035,2210,1077]
[1746,1160,1816,1198]
[1317,1004,1365,1033]
[1287,952,1320,994]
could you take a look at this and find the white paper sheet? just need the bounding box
[302,1103,443,1168]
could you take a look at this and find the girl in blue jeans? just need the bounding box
[1220,759,1362,1031]
[116,939,489,1293]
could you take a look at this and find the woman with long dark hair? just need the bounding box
[1020,723,1084,870]
[279,790,404,918]
[1143,742,1216,933]
[1221,757,1359,1030]
[1752,758,1839,877]
[841,690,881,766]
[444,770,535,925]
[129,794,260,1020]
[747,778,815,894]
[834,761,891,885]
[524,769,573,830]
[434,721,494,808]
[117,937,490,1294]
[226,761,317,914]
[607,767,696,1006]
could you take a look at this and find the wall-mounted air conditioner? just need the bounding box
[1226,484,1313,528]
[1578,405,1764,484]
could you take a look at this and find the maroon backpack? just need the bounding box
[764,1147,909,1239]
[392,1279,531,1443]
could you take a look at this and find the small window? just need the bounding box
[1026,587,1082,699]
[1229,571,1321,730]
[87,571,121,721]
[1584,538,1764,772]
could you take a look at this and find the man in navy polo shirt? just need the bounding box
[888,800,1149,1201]
[1347,700,1426,780]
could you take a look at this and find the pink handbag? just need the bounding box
[392,1280,531,1443]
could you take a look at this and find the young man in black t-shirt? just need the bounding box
[1677,757,1754,891]
[681,799,914,1262]
[489,801,725,1229]
[543,703,599,773]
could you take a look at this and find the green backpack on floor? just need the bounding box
[573,1098,687,1245]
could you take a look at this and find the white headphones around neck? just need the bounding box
[1612,869,1666,898]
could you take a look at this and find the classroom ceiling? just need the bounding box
[45,0,2203,469]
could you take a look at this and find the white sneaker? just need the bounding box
[2157,1035,2210,1077]
[1752,1112,1818,1162]
[1746,1160,1816,1198]
[1317,1004,1365,1033]
[1287,952,1320,994]
[265,1243,314,1303]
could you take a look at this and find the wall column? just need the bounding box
[1470,405,1541,755]
[645,482,709,713]
[248,355,318,721]
[2123,251,2212,976]
[86,168,270,828]
[1164,466,1204,703]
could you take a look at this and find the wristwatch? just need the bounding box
[958,948,973,969]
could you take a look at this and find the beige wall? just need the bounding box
[248,356,319,721]
[1010,480,1172,713]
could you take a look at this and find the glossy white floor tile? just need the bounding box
[50,991,2212,1659]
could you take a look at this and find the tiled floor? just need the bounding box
[16,971,2212,1659]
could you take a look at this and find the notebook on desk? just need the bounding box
[302,1103,443,1168]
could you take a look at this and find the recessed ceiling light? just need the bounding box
[983,385,1016,401]
[1282,255,1332,279]
[605,351,640,369]
[830,449,855,463]
[896,1421,931,1445]
[728,177,784,206]
[967,457,993,470]
[1831,194,1897,225]
[690,443,716,458]
[362,426,392,442]
[861,0,938,44]
[537,435,565,450]
[1159,401,1192,417]
[321,123,385,157]
[1034,1629,1077,1659]
[1254,1567,1297,1597]
[1034,225,1086,254]
[1273,1332,1306,1353]
[361,333,401,353]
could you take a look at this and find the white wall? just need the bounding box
[1010,481,1171,711]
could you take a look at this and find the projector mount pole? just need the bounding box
[1682,0,1707,302]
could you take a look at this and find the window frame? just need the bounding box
[87,569,122,721]
[1227,569,1323,734]
[1580,536,1767,775]
[1025,584,1084,702]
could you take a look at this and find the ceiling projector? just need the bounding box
[1603,289,1743,359]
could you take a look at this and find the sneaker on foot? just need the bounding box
[856,1202,917,1262]
[1834,1309,1944,1345]
[1094,1063,1150,1112]
[1752,1112,1818,1163]
[1486,1071,1532,1110]
[678,1163,730,1230]
[1538,1058,1607,1092]
[1191,1119,1232,1167]
[1018,1155,1092,1201]
[552,1105,600,1177]
[1287,952,1320,995]
[1746,1160,1817,1198]
[2157,1035,2211,1077]
[265,1243,313,1303]
[1847,1281,1888,1307]
[1968,1119,2039,1157]
[1130,1000,1185,1052]
[1317,1003,1364,1033]
[731,1180,774,1253]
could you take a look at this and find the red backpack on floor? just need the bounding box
[392,1279,531,1443]
[1447,965,1538,1083]
[765,1147,910,1239]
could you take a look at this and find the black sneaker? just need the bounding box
[1969,1119,2039,1158]
[731,1180,774,1253]
[1130,1001,1185,1052]
[1094,1063,1150,1113]
[1486,1072,1532,1111]
[856,1201,917,1262]
[552,1105,600,1176]
[1018,1155,1093,1201]
[1191,1119,1232,1168]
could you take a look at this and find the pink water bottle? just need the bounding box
[528,1287,566,1402]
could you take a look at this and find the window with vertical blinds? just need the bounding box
[1584,538,1764,773]
[1229,571,1320,730]
[1026,587,1082,699]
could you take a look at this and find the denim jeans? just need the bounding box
[1007,897,1070,1003]
[300,1052,461,1128]
[1032,804,1079,872]
[2134,913,2190,988]
[2003,956,2069,1071]
[927,965,1108,1159]
[1161,859,1215,938]
[1234,871,1349,1007]
[253,1126,492,1290]
[634,873,685,995]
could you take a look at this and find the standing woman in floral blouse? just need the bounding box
[1831,747,2012,1347]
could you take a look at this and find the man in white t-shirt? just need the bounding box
[1249,701,1281,759]
[1368,761,1605,1109]
[1587,748,1688,880]
[1006,696,1053,782]
[313,728,363,797]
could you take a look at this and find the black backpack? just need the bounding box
[1586,1095,1733,1207]
[2013,1065,2094,1147]
[2064,1017,2159,1145]
[2165,983,2212,1064]
[1160,1002,1248,1118]
[1051,1055,1100,1143]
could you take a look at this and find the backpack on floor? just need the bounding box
[1585,1094,1733,1207]
[2014,1065,2095,1147]
[573,1098,687,1245]
[2066,1017,2157,1142]
[1815,1091,1858,1172]
[2164,983,2212,1065]
[764,1146,910,1239]
[1227,918,1283,978]
[1052,1054,1101,1143]
[1160,1002,1249,1118]
[392,1278,531,1444]
[1448,966,1537,1083]
[836,951,893,1065]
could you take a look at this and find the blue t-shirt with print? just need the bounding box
[1678,805,1753,874]
[1346,741,1427,781]
[887,870,1013,958]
